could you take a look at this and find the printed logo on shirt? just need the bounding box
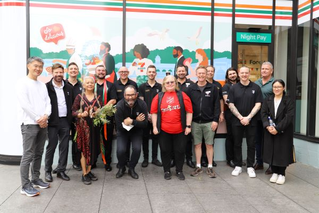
[252,90,255,94]
[205,91,211,97]
[161,105,180,112]
[166,96,174,104]
[117,90,122,93]
[186,83,190,87]
[156,89,159,93]
[145,89,150,92]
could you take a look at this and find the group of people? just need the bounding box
[17,56,294,197]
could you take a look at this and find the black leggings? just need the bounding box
[271,165,286,176]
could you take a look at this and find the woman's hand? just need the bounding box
[153,127,159,135]
[267,126,278,135]
[184,127,191,135]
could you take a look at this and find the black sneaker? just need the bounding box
[152,159,162,167]
[176,172,185,180]
[164,171,172,180]
[20,184,40,197]
[142,160,149,168]
[87,172,98,181]
[32,179,50,189]
[82,174,91,185]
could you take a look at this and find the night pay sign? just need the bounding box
[236,32,272,43]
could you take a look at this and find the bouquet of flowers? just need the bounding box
[93,104,116,126]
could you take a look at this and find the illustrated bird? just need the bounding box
[147,28,169,40]
[187,26,202,45]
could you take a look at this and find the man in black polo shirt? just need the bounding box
[114,66,138,102]
[228,66,262,178]
[95,65,117,171]
[139,65,162,167]
[65,62,83,171]
[176,65,195,168]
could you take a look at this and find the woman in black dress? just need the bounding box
[261,79,294,185]
[72,76,101,185]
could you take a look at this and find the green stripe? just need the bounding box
[275,11,292,16]
[126,2,210,12]
[314,1,319,7]
[298,5,311,14]
[30,0,123,7]
[235,9,272,15]
[214,8,232,13]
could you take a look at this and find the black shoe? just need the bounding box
[57,171,70,181]
[45,172,53,182]
[176,172,185,180]
[142,160,149,168]
[116,167,126,178]
[170,160,175,168]
[201,161,208,168]
[116,163,120,169]
[253,163,264,170]
[186,159,195,168]
[164,171,172,180]
[213,161,217,167]
[152,159,162,167]
[242,161,247,166]
[87,171,98,181]
[73,164,82,171]
[128,168,139,179]
[265,166,273,175]
[52,168,58,174]
[82,174,91,185]
[227,160,235,168]
[105,164,112,172]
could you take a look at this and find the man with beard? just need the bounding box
[176,65,195,168]
[95,65,117,171]
[222,67,239,168]
[173,46,187,76]
[115,85,148,179]
[100,42,116,83]
[45,63,73,182]
[139,65,162,167]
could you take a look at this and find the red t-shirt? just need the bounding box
[151,91,193,134]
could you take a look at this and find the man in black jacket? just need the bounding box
[44,63,73,182]
[115,85,148,179]
[186,66,220,178]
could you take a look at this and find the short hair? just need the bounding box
[162,75,179,92]
[133,44,150,58]
[206,65,215,71]
[177,64,186,70]
[52,63,64,71]
[27,57,44,65]
[239,66,250,72]
[101,42,111,51]
[174,46,183,53]
[147,65,156,71]
[95,64,105,71]
[68,62,78,68]
[83,76,95,83]
[195,65,207,73]
[124,85,137,95]
[262,61,273,70]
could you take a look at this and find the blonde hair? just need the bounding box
[162,75,179,92]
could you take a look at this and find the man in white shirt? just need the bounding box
[17,57,51,197]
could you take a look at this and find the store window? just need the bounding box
[295,21,310,135]
[274,26,290,83]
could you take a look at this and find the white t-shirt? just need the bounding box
[17,76,51,125]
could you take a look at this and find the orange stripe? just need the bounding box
[235,14,272,19]
[126,0,210,7]
[30,2,123,11]
[127,8,211,16]
[298,0,311,9]
[0,2,25,7]
[235,4,272,10]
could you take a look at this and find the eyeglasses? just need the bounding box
[165,81,175,85]
[273,86,283,89]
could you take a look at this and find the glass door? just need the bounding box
[237,45,268,82]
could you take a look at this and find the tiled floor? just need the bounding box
[0,162,318,213]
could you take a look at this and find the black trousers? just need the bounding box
[142,122,159,161]
[158,130,186,173]
[255,120,264,165]
[225,110,234,162]
[117,131,142,169]
[45,118,70,172]
[71,122,81,166]
[271,165,286,176]
[232,124,256,168]
[185,134,193,160]
[101,122,114,165]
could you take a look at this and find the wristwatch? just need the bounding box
[186,125,191,128]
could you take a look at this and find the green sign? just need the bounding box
[236,32,272,43]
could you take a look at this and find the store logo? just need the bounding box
[40,23,65,45]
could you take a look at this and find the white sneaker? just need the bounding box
[231,166,242,176]
[247,167,256,178]
[276,175,285,185]
[270,173,278,183]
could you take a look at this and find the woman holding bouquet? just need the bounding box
[72,76,101,185]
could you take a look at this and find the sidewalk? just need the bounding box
[0,162,318,213]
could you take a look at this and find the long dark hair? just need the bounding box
[225,67,239,83]
[272,79,286,95]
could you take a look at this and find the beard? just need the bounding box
[53,75,63,83]
[173,53,178,58]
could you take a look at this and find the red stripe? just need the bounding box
[127,8,211,16]
[275,16,292,20]
[298,10,311,18]
[214,12,232,17]
[313,6,319,12]
[0,2,25,7]
[235,14,272,19]
[30,3,123,12]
